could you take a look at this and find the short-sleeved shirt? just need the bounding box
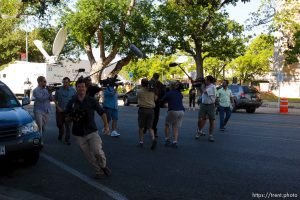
[32,86,52,114]
[24,81,32,90]
[55,86,76,111]
[201,84,216,104]
[103,86,118,109]
[216,87,233,107]
[137,87,156,109]
[162,90,185,111]
[65,95,105,136]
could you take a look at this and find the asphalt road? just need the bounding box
[0,105,299,200]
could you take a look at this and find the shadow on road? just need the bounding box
[0,158,33,178]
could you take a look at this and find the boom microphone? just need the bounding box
[169,62,178,67]
[130,44,146,58]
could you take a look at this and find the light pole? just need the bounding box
[274,31,284,112]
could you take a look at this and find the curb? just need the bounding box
[0,186,51,200]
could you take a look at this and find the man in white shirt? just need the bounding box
[195,75,216,142]
[24,78,32,99]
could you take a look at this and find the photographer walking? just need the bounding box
[85,77,102,98]
[103,83,120,137]
[137,78,157,149]
[195,75,217,142]
[54,77,76,145]
[65,78,111,179]
[32,76,53,140]
[162,81,185,148]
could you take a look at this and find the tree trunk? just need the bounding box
[194,51,204,79]
[85,42,96,68]
[110,55,133,77]
[193,36,204,79]
[90,62,103,83]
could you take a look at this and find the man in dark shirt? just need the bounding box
[65,78,111,179]
[149,73,165,137]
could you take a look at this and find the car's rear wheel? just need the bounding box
[24,150,39,166]
[246,107,256,113]
[123,97,130,106]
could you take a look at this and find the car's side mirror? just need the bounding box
[22,96,30,106]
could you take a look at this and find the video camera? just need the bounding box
[46,83,61,92]
[191,77,205,89]
[99,75,123,88]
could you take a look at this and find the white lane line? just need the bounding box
[41,153,128,200]
[219,132,300,142]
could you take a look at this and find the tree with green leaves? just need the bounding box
[62,0,156,82]
[231,34,274,83]
[121,55,184,82]
[0,15,59,67]
[154,0,249,79]
[203,57,226,80]
[247,0,300,65]
[0,0,62,18]
[0,0,68,68]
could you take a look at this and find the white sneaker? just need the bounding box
[102,128,110,135]
[195,129,205,139]
[111,130,120,137]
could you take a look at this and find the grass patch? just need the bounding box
[260,92,300,103]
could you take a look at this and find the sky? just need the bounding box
[225,0,265,36]
[226,0,261,25]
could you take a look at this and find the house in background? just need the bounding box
[266,0,300,98]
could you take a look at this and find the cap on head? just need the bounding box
[170,80,180,90]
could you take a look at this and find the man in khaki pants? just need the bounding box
[65,78,111,179]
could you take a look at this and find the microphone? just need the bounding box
[169,62,178,67]
[130,44,146,58]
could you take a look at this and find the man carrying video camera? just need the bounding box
[64,78,111,179]
[32,76,54,141]
[102,77,121,137]
[54,77,76,145]
[85,77,102,98]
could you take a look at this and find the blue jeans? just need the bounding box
[219,106,231,129]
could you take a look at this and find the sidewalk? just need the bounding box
[182,97,300,115]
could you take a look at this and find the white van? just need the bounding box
[0,60,90,97]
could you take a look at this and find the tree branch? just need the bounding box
[97,27,106,62]
[103,0,136,68]
[85,41,96,67]
[110,55,133,76]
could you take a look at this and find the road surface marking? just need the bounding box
[219,132,300,142]
[41,153,128,200]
